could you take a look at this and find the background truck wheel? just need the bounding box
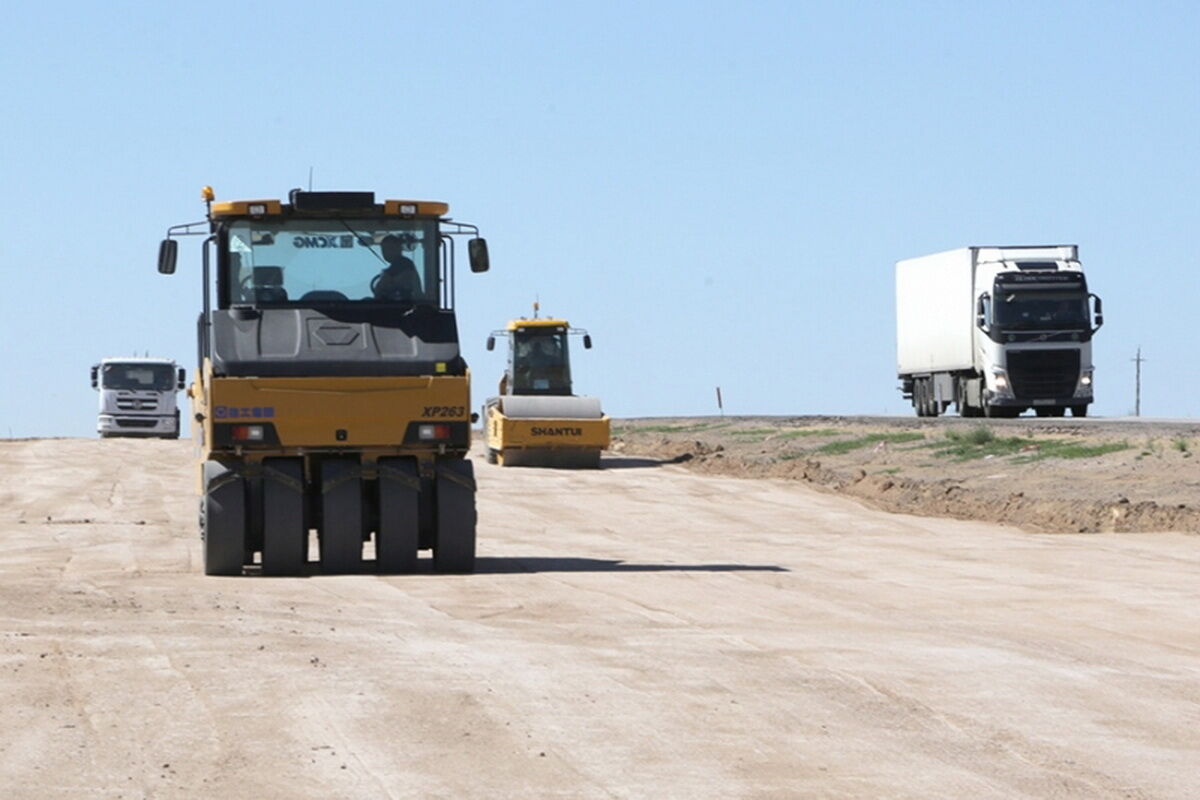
[262,458,307,576]
[376,457,420,574]
[202,461,246,576]
[165,410,181,439]
[434,458,477,573]
[1071,405,1089,417]
[320,458,364,574]
[485,449,498,465]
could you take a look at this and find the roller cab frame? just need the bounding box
[159,188,490,576]
[483,318,610,468]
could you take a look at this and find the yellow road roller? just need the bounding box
[157,188,490,576]
[483,317,610,467]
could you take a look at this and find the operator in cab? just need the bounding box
[372,235,424,302]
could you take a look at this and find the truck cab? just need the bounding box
[91,358,186,438]
[971,249,1101,417]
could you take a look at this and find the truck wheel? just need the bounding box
[262,458,307,576]
[485,449,498,465]
[1071,405,1088,418]
[434,458,476,574]
[914,379,928,417]
[202,461,246,576]
[320,458,364,574]
[376,458,420,574]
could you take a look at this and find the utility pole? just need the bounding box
[1132,346,1146,417]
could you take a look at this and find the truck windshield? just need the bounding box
[993,290,1090,330]
[512,331,571,394]
[102,363,175,391]
[224,219,440,307]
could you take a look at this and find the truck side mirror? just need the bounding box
[158,239,178,275]
[486,335,495,351]
[177,368,187,389]
[468,238,490,273]
[1091,294,1103,329]
[975,293,990,329]
[90,365,99,389]
[583,334,592,349]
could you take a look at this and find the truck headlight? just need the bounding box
[991,370,1011,395]
[1075,370,1094,397]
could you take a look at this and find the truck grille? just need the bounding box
[116,398,158,411]
[1006,349,1080,399]
[115,418,159,428]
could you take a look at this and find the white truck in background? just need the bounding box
[91,358,186,438]
[896,245,1103,418]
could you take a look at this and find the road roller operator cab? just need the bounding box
[483,317,610,468]
[158,187,490,576]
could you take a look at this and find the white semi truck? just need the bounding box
[896,246,1103,418]
[90,357,186,438]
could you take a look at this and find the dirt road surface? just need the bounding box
[1,438,1197,798]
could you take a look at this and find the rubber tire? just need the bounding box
[262,458,307,576]
[914,380,928,417]
[1071,405,1088,418]
[376,457,419,574]
[1035,408,1053,418]
[434,459,477,574]
[485,449,498,465]
[320,458,364,574]
[202,461,246,576]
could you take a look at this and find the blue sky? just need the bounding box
[2,1,1197,437]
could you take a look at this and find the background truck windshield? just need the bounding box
[994,290,1090,330]
[225,219,439,306]
[512,331,571,394]
[102,363,175,391]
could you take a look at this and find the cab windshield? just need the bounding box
[993,290,1090,330]
[512,331,571,394]
[223,219,440,307]
[102,363,175,391]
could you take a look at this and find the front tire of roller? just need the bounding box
[262,458,306,576]
[202,461,246,576]
[320,458,364,574]
[434,458,476,574]
[376,457,419,574]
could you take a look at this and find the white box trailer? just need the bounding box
[895,246,1103,418]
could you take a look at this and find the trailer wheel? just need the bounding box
[202,461,246,576]
[376,458,420,574]
[262,458,307,576]
[485,449,498,465]
[320,458,364,574]
[433,458,476,574]
[1070,405,1088,418]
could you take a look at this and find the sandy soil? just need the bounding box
[1,437,1198,798]
[614,416,1200,534]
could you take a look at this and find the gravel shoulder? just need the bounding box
[612,416,1200,534]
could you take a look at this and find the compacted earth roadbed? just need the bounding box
[0,437,1196,798]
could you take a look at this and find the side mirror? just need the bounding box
[90,365,99,389]
[468,238,490,273]
[976,293,989,329]
[177,368,187,390]
[1091,294,1103,329]
[158,239,178,275]
[583,334,592,349]
[486,335,495,352]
